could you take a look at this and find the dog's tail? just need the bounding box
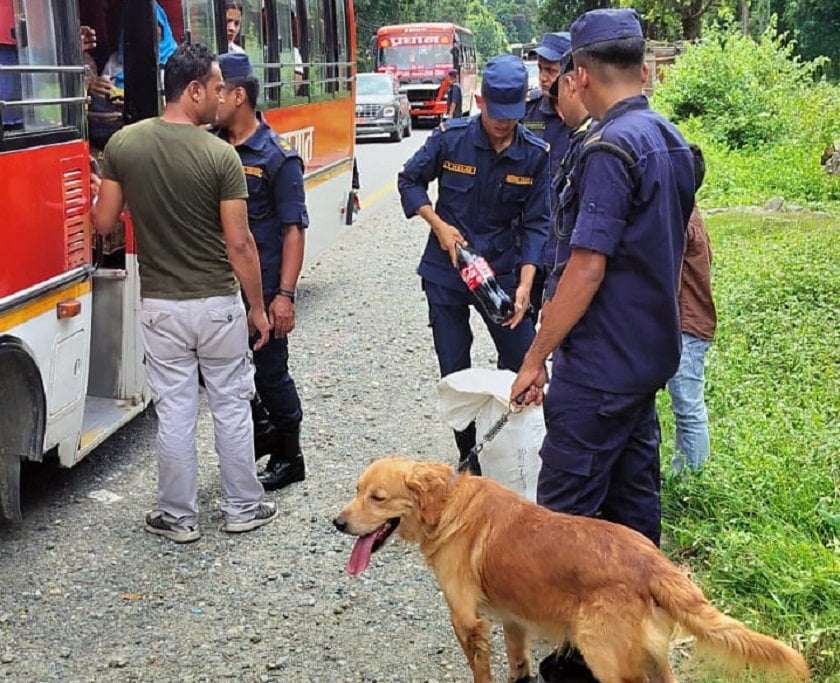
[649,560,810,681]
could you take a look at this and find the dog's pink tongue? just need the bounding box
[346,533,377,577]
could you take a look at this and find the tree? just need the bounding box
[538,0,611,34]
[487,0,543,44]
[466,0,510,63]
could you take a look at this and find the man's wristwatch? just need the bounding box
[276,288,296,303]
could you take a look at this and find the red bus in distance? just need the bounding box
[374,22,476,121]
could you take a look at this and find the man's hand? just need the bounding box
[80,25,96,52]
[503,281,532,329]
[90,172,101,201]
[248,307,271,351]
[89,76,113,98]
[431,219,467,266]
[268,295,295,338]
[510,354,548,407]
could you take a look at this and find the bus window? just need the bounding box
[1,0,85,145]
[230,0,264,88]
[305,0,322,97]
[267,0,298,103]
[183,0,217,47]
[333,0,349,94]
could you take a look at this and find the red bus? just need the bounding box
[374,22,476,122]
[0,0,356,521]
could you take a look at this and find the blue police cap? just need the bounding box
[535,32,571,63]
[481,54,528,120]
[218,52,254,81]
[571,8,643,51]
[448,68,458,77]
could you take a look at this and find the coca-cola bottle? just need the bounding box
[455,243,514,324]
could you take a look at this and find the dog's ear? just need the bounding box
[405,463,452,527]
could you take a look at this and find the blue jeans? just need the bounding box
[667,332,712,473]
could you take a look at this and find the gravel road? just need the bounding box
[0,194,536,682]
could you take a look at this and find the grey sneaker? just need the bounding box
[144,511,201,543]
[223,501,278,533]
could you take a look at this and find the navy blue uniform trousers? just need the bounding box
[253,331,302,433]
[538,378,661,546]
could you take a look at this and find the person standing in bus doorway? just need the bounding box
[522,31,571,318]
[216,52,308,492]
[91,43,278,543]
[398,54,549,473]
[509,11,695,680]
[444,68,462,119]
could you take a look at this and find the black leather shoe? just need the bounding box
[538,649,598,683]
[258,453,305,491]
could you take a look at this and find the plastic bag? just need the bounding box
[438,368,544,500]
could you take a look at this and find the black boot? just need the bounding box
[454,423,480,475]
[251,394,280,460]
[538,648,598,683]
[258,429,306,491]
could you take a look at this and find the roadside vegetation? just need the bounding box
[652,26,839,680]
[653,24,840,208]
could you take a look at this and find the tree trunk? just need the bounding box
[681,10,702,40]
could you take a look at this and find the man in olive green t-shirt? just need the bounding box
[92,43,276,543]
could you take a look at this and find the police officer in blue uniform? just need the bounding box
[523,32,573,175]
[216,53,308,491]
[543,51,594,304]
[522,31,572,316]
[509,10,695,682]
[445,68,463,119]
[398,54,549,473]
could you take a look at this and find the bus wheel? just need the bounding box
[0,454,22,522]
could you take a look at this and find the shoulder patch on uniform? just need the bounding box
[505,174,533,186]
[278,136,294,152]
[442,159,476,175]
[439,117,470,133]
[521,125,550,153]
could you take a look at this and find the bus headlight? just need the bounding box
[382,106,396,117]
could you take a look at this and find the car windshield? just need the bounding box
[357,75,394,96]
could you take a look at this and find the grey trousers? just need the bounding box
[140,295,264,526]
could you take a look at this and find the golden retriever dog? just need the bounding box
[334,456,809,683]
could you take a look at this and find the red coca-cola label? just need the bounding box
[460,257,494,290]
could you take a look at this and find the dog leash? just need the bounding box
[457,393,526,474]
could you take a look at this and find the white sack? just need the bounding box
[438,368,544,501]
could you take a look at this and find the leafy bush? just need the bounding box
[654,23,828,149]
[652,24,840,207]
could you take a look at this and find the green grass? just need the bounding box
[657,210,840,682]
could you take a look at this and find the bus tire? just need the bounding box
[0,338,46,521]
[0,455,21,522]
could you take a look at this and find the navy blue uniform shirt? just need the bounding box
[554,95,695,394]
[398,115,549,295]
[523,91,571,184]
[217,113,309,299]
[544,115,594,299]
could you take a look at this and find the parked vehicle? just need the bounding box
[525,60,539,92]
[355,73,411,142]
[0,0,357,522]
